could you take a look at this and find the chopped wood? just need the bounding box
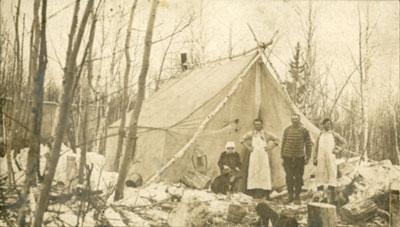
[340,198,378,223]
[180,170,211,189]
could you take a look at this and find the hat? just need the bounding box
[225,141,235,149]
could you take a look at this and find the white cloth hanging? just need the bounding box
[315,131,337,187]
[247,131,272,190]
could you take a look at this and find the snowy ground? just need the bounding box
[1,145,399,226]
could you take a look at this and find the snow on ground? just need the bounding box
[1,146,399,226]
[104,208,127,227]
[0,144,118,192]
[339,158,400,201]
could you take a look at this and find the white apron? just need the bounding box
[247,132,272,190]
[316,132,337,187]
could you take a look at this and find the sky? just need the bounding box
[2,0,399,108]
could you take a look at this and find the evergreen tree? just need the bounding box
[286,42,306,107]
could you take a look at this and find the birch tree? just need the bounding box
[357,4,376,161]
[114,0,159,201]
[33,0,94,225]
[17,0,47,224]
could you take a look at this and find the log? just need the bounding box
[180,170,211,189]
[339,198,378,223]
[390,181,400,227]
[307,202,337,227]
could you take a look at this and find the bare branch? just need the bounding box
[152,15,195,45]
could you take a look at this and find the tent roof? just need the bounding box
[110,52,259,129]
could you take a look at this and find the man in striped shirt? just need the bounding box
[281,114,313,204]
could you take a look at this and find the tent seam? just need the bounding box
[166,53,260,130]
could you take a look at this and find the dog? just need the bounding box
[255,202,298,227]
[210,171,233,195]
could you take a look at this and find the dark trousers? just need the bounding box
[283,157,305,197]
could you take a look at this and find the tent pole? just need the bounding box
[144,53,262,186]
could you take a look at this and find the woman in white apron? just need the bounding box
[313,118,346,204]
[241,119,280,200]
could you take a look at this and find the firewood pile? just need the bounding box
[304,157,400,226]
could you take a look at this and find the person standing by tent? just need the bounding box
[241,119,280,200]
[313,118,346,204]
[281,114,313,204]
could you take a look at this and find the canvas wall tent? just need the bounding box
[104,50,320,189]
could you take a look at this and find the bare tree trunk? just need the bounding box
[358,5,371,161]
[17,0,47,225]
[79,8,97,184]
[33,1,94,226]
[79,96,88,184]
[98,10,124,155]
[6,0,22,190]
[5,128,15,189]
[114,0,158,201]
[13,0,25,153]
[393,106,400,164]
[20,0,40,144]
[114,0,138,172]
[93,3,106,154]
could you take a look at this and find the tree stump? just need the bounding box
[339,198,378,223]
[390,181,400,227]
[180,170,211,189]
[307,202,337,227]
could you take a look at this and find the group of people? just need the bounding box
[213,114,346,205]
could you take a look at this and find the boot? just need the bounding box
[327,189,336,205]
[313,186,324,202]
[294,194,301,205]
[294,184,302,205]
[286,192,294,204]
